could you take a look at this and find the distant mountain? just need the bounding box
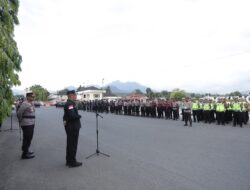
[106,80,147,93]
[108,85,127,93]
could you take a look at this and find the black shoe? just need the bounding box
[68,162,82,168]
[27,151,34,155]
[21,154,35,159]
[184,124,187,126]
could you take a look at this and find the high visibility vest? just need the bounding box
[233,103,241,111]
[227,103,233,111]
[211,103,215,110]
[203,103,210,111]
[192,103,199,110]
[241,103,247,111]
[199,103,203,110]
[216,103,225,112]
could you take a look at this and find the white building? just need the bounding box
[76,86,106,101]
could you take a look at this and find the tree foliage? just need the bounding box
[228,91,242,97]
[160,90,170,99]
[0,0,21,124]
[146,88,154,99]
[133,89,143,95]
[170,88,187,101]
[105,86,112,96]
[57,88,68,96]
[30,85,49,101]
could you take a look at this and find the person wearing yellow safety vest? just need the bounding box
[228,99,234,123]
[215,98,226,125]
[209,99,216,122]
[203,99,211,123]
[225,99,233,124]
[192,99,199,122]
[197,99,204,122]
[232,98,242,127]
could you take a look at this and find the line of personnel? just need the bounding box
[77,98,249,127]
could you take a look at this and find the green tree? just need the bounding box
[105,86,112,96]
[161,90,170,99]
[76,85,82,91]
[170,88,187,101]
[0,0,22,124]
[133,89,143,95]
[57,88,68,96]
[229,91,242,97]
[153,92,161,98]
[146,87,154,99]
[30,85,49,101]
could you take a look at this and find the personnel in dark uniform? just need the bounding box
[63,90,82,168]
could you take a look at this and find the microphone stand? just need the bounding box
[4,111,19,132]
[86,112,110,159]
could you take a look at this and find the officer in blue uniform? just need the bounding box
[63,90,82,167]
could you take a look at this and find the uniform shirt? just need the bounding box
[192,102,199,110]
[216,103,225,112]
[123,101,128,106]
[63,99,81,128]
[183,101,192,111]
[17,100,36,126]
[203,103,211,111]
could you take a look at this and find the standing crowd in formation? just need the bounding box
[4,93,249,166]
[77,97,249,127]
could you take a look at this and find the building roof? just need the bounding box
[77,86,100,91]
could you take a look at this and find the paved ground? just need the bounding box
[0,107,250,190]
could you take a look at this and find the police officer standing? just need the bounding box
[63,90,82,168]
[183,98,192,126]
[17,92,36,159]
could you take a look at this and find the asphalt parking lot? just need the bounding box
[0,107,250,190]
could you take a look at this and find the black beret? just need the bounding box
[67,90,76,95]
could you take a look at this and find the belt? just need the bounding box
[22,116,35,119]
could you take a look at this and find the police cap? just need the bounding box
[26,92,35,97]
[67,90,76,95]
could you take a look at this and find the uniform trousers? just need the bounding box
[21,125,34,154]
[184,111,192,126]
[216,112,225,125]
[65,125,80,164]
[233,112,243,127]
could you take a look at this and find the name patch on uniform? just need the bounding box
[68,105,74,110]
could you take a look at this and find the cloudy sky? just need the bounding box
[14,0,250,93]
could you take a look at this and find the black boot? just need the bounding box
[21,153,35,159]
[68,161,82,168]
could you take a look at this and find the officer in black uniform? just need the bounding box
[63,90,82,168]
